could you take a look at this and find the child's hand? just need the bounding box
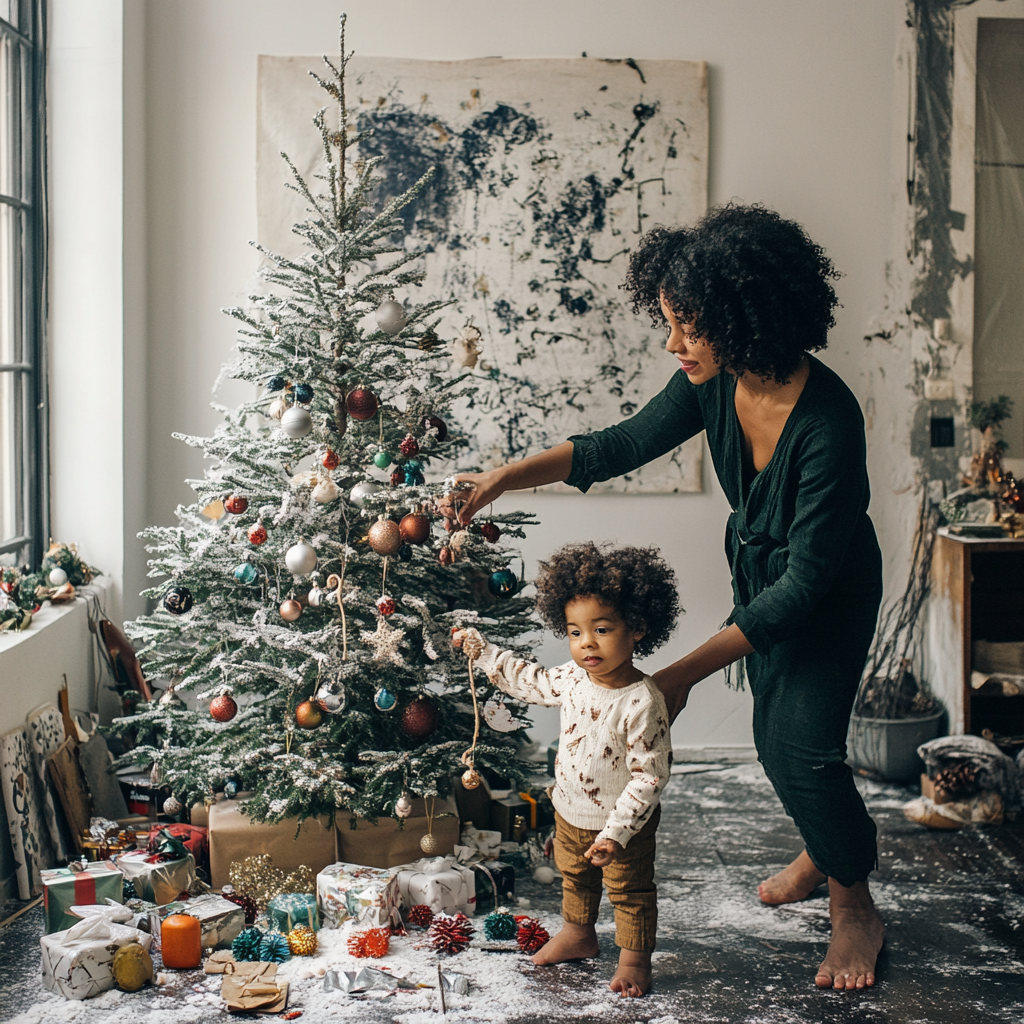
[584,838,625,867]
[451,626,485,658]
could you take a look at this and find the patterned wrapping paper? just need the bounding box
[470,860,516,912]
[1,725,54,899]
[391,856,476,916]
[267,892,319,933]
[116,850,196,905]
[316,862,402,930]
[152,893,245,949]
[40,861,124,934]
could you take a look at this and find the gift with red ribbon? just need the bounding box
[40,860,124,934]
[148,823,209,873]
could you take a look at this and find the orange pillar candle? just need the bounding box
[160,913,202,968]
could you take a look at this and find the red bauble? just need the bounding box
[438,546,454,567]
[210,695,238,723]
[407,904,434,929]
[480,521,502,543]
[428,912,475,955]
[423,416,448,442]
[390,469,404,486]
[321,449,341,470]
[224,495,248,515]
[346,388,379,420]
[398,433,419,457]
[516,918,550,954]
[295,699,323,729]
[400,696,438,738]
[375,595,396,617]
[248,524,268,546]
[399,512,430,545]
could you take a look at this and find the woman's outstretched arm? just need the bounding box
[653,623,754,723]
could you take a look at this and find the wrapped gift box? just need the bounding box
[316,862,402,930]
[41,905,152,1000]
[150,823,209,875]
[41,861,123,934]
[470,860,516,912]
[208,799,335,888]
[491,795,528,842]
[152,892,244,949]
[459,825,502,861]
[267,892,319,933]
[391,856,476,916]
[116,850,196,905]
[335,796,459,868]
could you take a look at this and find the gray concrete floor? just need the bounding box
[2,762,1022,1022]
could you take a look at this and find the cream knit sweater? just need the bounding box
[473,637,671,848]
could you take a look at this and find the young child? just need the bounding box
[453,541,680,998]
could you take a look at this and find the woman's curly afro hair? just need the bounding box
[624,202,841,384]
[534,542,681,659]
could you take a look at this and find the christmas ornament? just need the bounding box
[295,699,323,729]
[375,595,396,616]
[398,544,413,563]
[233,562,258,585]
[285,542,318,575]
[248,523,268,545]
[348,926,391,958]
[449,530,472,560]
[428,912,475,955]
[307,584,325,607]
[516,918,550,954]
[222,889,258,925]
[260,932,291,963]
[399,512,430,545]
[367,518,402,556]
[461,768,482,790]
[375,298,408,335]
[480,521,501,543]
[373,686,397,712]
[287,925,318,956]
[322,448,340,470]
[162,796,182,816]
[224,779,239,799]
[48,567,69,587]
[349,481,381,507]
[281,406,313,438]
[162,586,194,615]
[420,832,439,854]
[280,599,303,622]
[406,904,434,929]
[314,673,346,714]
[400,696,438,738]
[224,495,248,515]
[483,911,517,941]
[395,793,413,818]
[390,469,404,486]
[483,698,520,732]
[268,397,288,420]
[293,382,314,404]
[438,546,454,567]
[488,568,518,599]
[403,457,424,475]
[210,695,238,722]
[312,477,341,503]
[232,927,264,962]
[532,866,556,885]
[451,322,483,369]
[404,469,425,486]
[373,450,392,469]
[346,387,378,420]
[266,375,286,392]
[399,434,419,457]
[423,415,448,442]
[229,855,315,910]
[112,942,153,992]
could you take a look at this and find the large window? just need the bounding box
[0,0,45,568]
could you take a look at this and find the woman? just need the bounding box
[455,203,885,991]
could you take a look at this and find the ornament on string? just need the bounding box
[375,298,408,335]
[428,913,475,955]
[398,543,413,563]
[375,595,396,617]
[260,932,291,963]
[399,434,419,457]
[423,415,448,442]
[287,925,318,957]
[285,542,318,575]
[480,522,501,544]
[399,512,430,545]
[450,530,472,562]
[210,695,238,723]
[280,599,303,622]
[266,376,286,392]
[233,562,258,585]
[224,495,248,515]
[347,926,391,958]
[312,477,341,504]
[292,382,314,404]
[222,887,258,925]
[373,450,392,469]
[461,768,482,790]
[400,696,438,738]
[306,583,325,607]
[224,779,239,799]
[420,797,439,854]
[231,927,264,962]
[406,904,434,929]
[248,523,268,546]
[373,686,397,712]
[483,910,517,941]
[268,398,288,421]
[516,918,550,954]
[162,796,182,817]
[438,546,454,567]
[483,698,521,733]
[350,480,382,507]
[395,793,413,819]
[321,448,341,470]
[368,518,402,556]
[314,673,347,714]
[451,322,483,370]
[162,586,194,615]
[281,405,313,439]
[346,387,378,420]
[295,699,323,730]
[488,568,518,600]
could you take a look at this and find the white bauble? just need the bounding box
[349,481,381,508]
[312,477,340,504]
[375,299,408,335]
[285,542,318,575]
[395,794,413,819]
[268,397,288,421]
[314,674,347,714]
[163,796,182,817]
[48,567,68,587]
[281,406,313,438]
[307,585,325,608]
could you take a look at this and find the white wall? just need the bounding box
[133,0,906,750]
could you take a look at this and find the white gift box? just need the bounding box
[316,862,403,930]
[40,904,153,1001]
[116,850,196,905]
[459,825,502,861]
[391,856,476,917]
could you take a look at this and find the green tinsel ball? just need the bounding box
[232,926,264,962]
[484,911,517,941]
[259,932,291,963]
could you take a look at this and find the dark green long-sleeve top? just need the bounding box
[566,355,882,657]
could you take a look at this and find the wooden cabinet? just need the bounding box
[927,530,1024,736]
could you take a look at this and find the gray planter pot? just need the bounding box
[847,707,945,782]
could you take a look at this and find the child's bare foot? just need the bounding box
[531,922,600,965]
[815,880,884,990]
[758,849,826,905]
[609,948,652,998]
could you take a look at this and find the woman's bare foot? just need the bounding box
[531,922,600,965]
[815,879,885,990]
[758,849,827,905]
[609,948,652,998]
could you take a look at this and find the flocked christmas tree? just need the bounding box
[109,17,536,831]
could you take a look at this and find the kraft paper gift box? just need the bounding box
[40,904,153,1001]
[41,861,124,934]
[116,849,196,905]
[316,862,402,930]
[153,892,245,949]
[391,855,476,916]
[335,796,459,869]
[267,892,319,933]
[207,798,336,888]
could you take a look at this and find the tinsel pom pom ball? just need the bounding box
[428,912,475,955]
[480,521,502,543]
[423,415,448,442]
[390,469,404,487]
[483,911,517,941]
[248,523,268,546]
[404,468,425,486]
[281,406,313,439]
[346,388,378,420]
[233,562,258,585]
[284,542,318,575]
[516,918,550,954]
[400,696,438,738]
[224,495,248,515]
[373,450,392,469]
[376,595,396,617]
[375,299,408,335]
[162,586,194,615]
[368,518,402,556]
[399,512,430,545]
[295,699,323,730]
[287,925,318,957]
[398,434,419,457]
[259,932,291,963]
[321,448,341,470]
[292,382,314,404]
[488,568,518,599]
[407,904,434,929]
[210,695,238,723]
[349,481,381,507]
[232,926,264,962]
[348,926,391,958]
[279,599,303,622]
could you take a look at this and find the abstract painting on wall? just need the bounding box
[257,56,708,492]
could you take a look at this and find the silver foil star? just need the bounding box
[360,617,405,667]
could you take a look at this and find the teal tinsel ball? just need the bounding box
[483,911,517,941]
[233,563,258,585]
[122,879,137,901]
[232,926,264,962]
[404,469,425,486]
[293,382,314,404]
[374,686,397,712]
[373,451,392,469]
[488,568,518,599]
[259,932,291,963]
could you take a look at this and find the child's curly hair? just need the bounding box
[534,542,681,659]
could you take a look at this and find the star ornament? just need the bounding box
[360,617,406,666]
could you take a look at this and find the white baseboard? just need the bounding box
[672,745,757,764]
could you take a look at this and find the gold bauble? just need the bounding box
[461,768,482,790]
[367,518,402,556]
[419,832,439,854]
[280,599,303,622]
[295,699,323,730]
[287,925,319,956]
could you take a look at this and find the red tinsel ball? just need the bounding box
[398,434,419,457]
[480,521,502,543]
[516,918,550,954]
[248,524,268,546]
[210,695,238,723]
[428,912,475,955]
[406,904,434,929]
[400,696,438,739]
[390,469,404,486]
[423,415,448,442]
[347,926,391,958]
[222,890,258,924]
[321,449,341,470]
[224,495,248,515]
[346,388,379,421]
[376,595,396,617]
[399,512,430,545]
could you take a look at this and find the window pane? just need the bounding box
[0,202,24,365]
[0,34,10,198]
[0,370,16,544]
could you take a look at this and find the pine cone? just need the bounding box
[428,912,475,955]
[347,926,391,958]
[231,926,264,962]
[484,910,517,940]
[259,932,291,962]
[935,762,980,798]
[516,917,550,954]
[407,904,434,929]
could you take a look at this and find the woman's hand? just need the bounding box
[451,469,508,524]
[652,667,701,723]
[584,838,625,867]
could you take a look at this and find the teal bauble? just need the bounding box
[374,687,397,712]
[233,563,258,585]
[488,568,518,600]
[484,911,517,941]
[232,927,264,962]
[373,451,393,469]
[259,932,291,963]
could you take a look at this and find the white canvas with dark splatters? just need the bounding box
[257,56,708,492]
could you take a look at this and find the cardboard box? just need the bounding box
[335,797,459,869]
